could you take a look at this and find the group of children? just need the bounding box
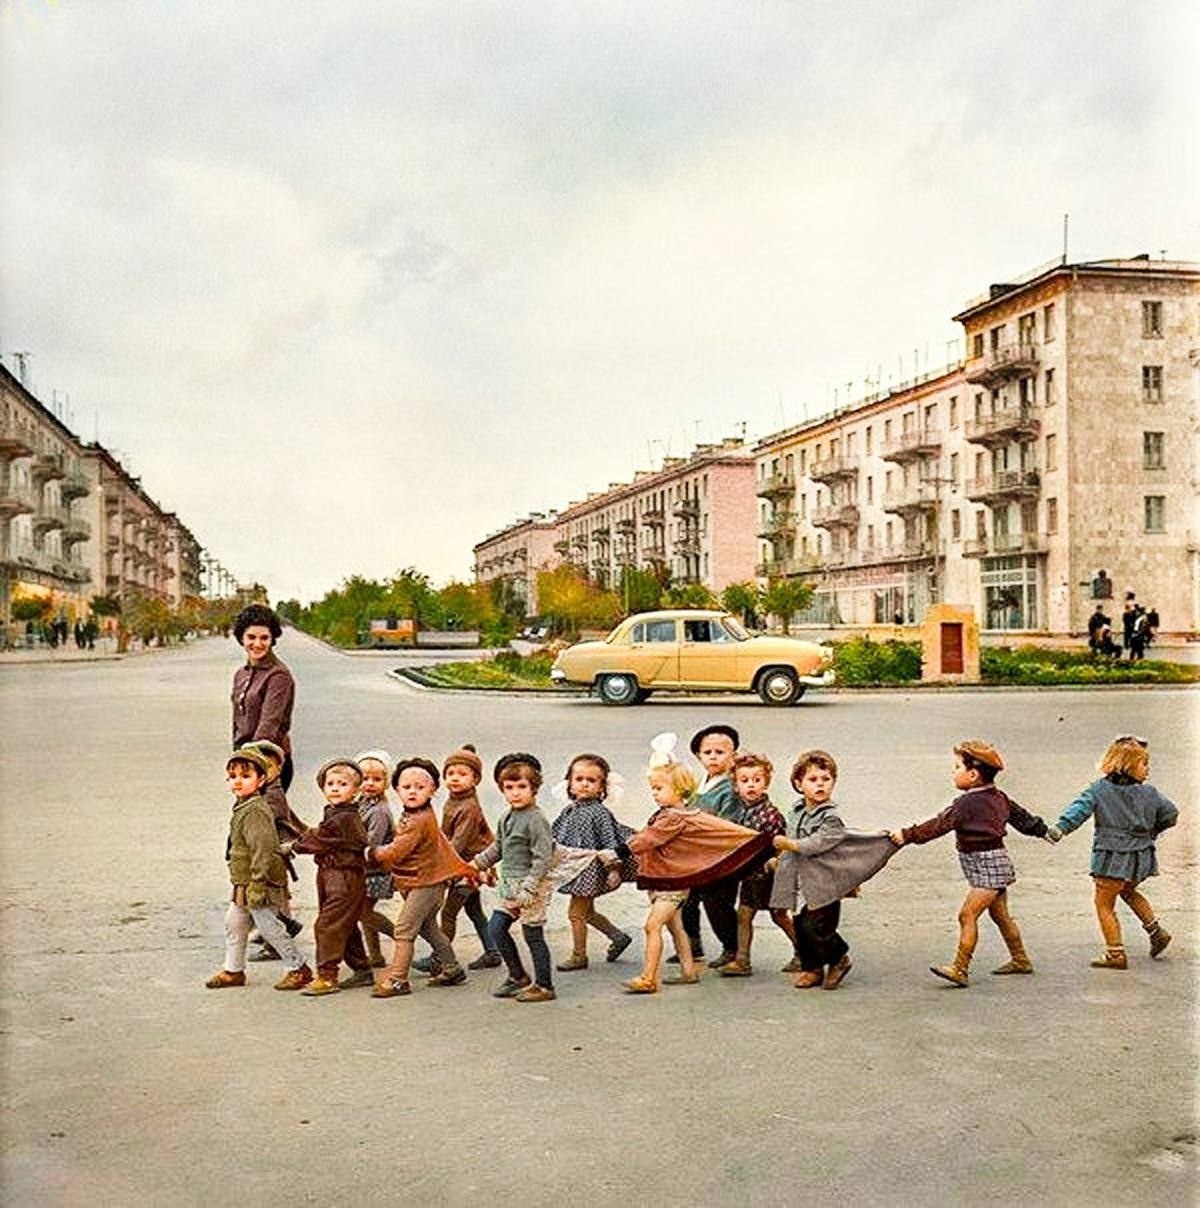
[208,725,1179,1001]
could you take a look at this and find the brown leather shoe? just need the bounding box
[301,976,341,996]
[514,984,557,1002]
[556,953,589,971]
[824,954,852,990]
[274,964,313,991]
[792,970,824,989]
[371,978,411,998]
[204,969,246,989]
[718,959,753,977]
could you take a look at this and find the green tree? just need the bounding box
[663,582,718,608]
[617,565,664,615]
[720,581,762,627]
[761,577,815,634]
[536,565,621,636]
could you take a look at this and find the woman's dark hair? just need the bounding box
[234,603,282,643]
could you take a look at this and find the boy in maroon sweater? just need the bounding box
[891,740,1050,987]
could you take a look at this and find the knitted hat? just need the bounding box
[443,743,483,779]
[315,757,362,788]
[354,748,394,777]
[689,724,740,756]
[954,740,1004,772]
[391,757,441,789]
[493,752,541,783]
[228,748,272,777]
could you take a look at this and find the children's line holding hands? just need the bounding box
[207,728,1178,1000]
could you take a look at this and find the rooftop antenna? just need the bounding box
[1062,213,1069,265]
[9,351,32,385]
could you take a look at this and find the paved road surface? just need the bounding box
[1,631,1196,1206]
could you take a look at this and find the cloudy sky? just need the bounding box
[2,1,1196,602]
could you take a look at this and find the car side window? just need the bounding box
[644,620,677,643]
[683,620,711,642]
[630,623,645,643]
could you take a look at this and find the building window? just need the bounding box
[924,402,937,429]
[972,333,984,359]
[1144,496,1165,532]
[885,520,894,547]
[1044,368,1057,406]
[1143,432,1165,469]
[950,451,960,486]
[866,476,873,504]
[1142,365,1163,403]
[989,325,1003,352]
[951,509,961,540]
[865,426,873,454]
[1045,434,1057,471]
[866,524,875,549]
[974,393,984,422]
[883,419,893,442]
[1018,312,1036,346]
[799,448,807,475]
[846,432,856,456]
[1043,303,1056,342]
[1046,497,1058,534]
[1142,300,1163,338]
[949,396,958,428]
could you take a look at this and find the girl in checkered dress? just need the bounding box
[890,740,1051,988]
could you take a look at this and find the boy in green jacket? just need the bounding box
[206,749,313,991]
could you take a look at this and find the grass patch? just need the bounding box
[981,646,1200,685]
[414,650,557,689]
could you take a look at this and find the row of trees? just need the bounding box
[276,568,517,648]
[278,563,817,647]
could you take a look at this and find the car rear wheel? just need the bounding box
[596,673,641,706]
[756,666,802,706]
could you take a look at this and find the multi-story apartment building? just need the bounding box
[553,438,756,595]
[474,439,758,614]
[755,257,1199,633]
[472,513,562,616]
[1,363,210,639]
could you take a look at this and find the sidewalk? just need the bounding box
[0,638,173,665]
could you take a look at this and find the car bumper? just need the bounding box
[550,667,567,683]
[798,668,836,688]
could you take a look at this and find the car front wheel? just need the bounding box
[756,667,802,706]
[596,673,641,706]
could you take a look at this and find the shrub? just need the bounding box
[833,637,923,684]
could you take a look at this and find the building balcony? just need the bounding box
[964,342,1040,386]
[881,482,938,515]
[640,508,665,527]
[673,534,701,556]
[552,539,570,556]
[32,504,69,533]
[757,511,796,539]
[964,469,1041,504]
[811,503,860,530]
[756,556,823,579]
[756,471,795,499]
[0,419,35,459]
[62,517,92,545]
[59,470,91,501]
[672,498,699,519]
[964,404,1042,447]
[643,543,667,562]
[616,517,636,532]
[962,531,1047,559]
[592,523,611,541]
[104,491,122,513]
[570,534,589,551]
[30,451,66,484]
[0,480,36,517]
[808,454,860,483]
[881,426,943,465]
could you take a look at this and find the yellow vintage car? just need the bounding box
[550,609,835,706]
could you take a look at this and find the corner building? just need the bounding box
[755,258,1199,633]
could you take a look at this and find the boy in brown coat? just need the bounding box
[284,758,373,996]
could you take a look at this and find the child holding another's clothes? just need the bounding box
[551,753,634,971]
[1048,735,1177,969]
[354,749,396,969]
[719,752,796,977]
[469,754,560,1003]
[771,749,897,990]
[891,740,1050,988]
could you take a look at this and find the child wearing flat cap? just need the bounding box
[284,759,373,996]
[891,740,1051,988]
[205,748,312,991]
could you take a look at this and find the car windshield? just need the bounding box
[721,617,750,641]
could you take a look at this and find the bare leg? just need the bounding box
[958,888,999,953]
[666,909,698,979]
[641,899,678,986]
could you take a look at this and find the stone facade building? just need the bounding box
[472,513,562,616]
[755,257,1199,633]
[1,364,208,641]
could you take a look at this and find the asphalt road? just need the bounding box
[1,631,1196,1206]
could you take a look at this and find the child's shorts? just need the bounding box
[958,848,1015,889]
[738,870,774,912]
[648,889,689,906]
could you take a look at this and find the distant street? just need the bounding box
[1,631,1196,1206]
